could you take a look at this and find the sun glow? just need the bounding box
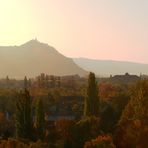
[0,0,34,45]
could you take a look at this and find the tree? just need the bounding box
[24,76,28,89]
[35,98,45,140]
[57,76,61,88]
[28,79,32,88]
[73,116,100,148]
[84,72,99,117]
[6,75,10,88]
[50,75,55,88]
[0,112,13,138]
[55,119,74,147]
[115,80,148,147]
[15,89,33,140]
[100,103,116,133]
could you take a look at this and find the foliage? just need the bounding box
[0,138,27,148]
[100,102,116,133]
[35,98,45,140]
[84,135,115,148]
[29,140,50,148]
[0,138,50,148]
[15,89,33,140]
[115,80,148,147]
[73,116,100,148]
[0,74,148,147]
[55,119,74,140]
[84,72,99,117]
[0,112,15,138]
[24,76,28,89]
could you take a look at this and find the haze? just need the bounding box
[0,0,147,63]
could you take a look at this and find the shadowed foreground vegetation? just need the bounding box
[0,73,148,148]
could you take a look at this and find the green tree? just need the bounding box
[15,89,33,140]
[100,102,116,133]
[28,79,32,88]
[73,116,100,148]
[35,98,45,140]
[84,72,99,116]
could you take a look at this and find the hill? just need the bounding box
[73,58,148,77]
[0,39,87,79]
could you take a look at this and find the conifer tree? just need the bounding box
[84,72,99,117]
[35,98,45,140]
[24,76,28,89]
[28,78,32,88]
[6,75,10,88]
[15,89,33,140]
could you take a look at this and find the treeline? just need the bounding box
[0,74,86,89]
[0,72,148,147]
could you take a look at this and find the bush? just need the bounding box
[73,116,100,148]
[84,135,115,148]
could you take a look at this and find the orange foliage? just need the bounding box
[99,82,118,101]
[55,119,74,141]
[84,135,115,148]
[0,112,5,123]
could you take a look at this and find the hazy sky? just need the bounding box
[0,0,147,63]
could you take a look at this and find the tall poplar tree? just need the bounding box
[24,76,28,89]
[84,72,99,117]
[15,89,33,140]
[35,98,45,140]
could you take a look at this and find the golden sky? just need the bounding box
[0,0,147,63]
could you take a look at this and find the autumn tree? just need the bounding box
[15,89,33,140]
[84,72,99,117]
[84,134,115,148]
[55,119,74,147]
[115,80,148,147]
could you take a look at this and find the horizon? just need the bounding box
[1,38,148,65]
[0,0,147,63]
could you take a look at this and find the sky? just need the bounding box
[0,0,147,63]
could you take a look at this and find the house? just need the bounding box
[110,73,140,83]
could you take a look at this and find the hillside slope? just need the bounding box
[73,58,148,77]
[0,40,87,79]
